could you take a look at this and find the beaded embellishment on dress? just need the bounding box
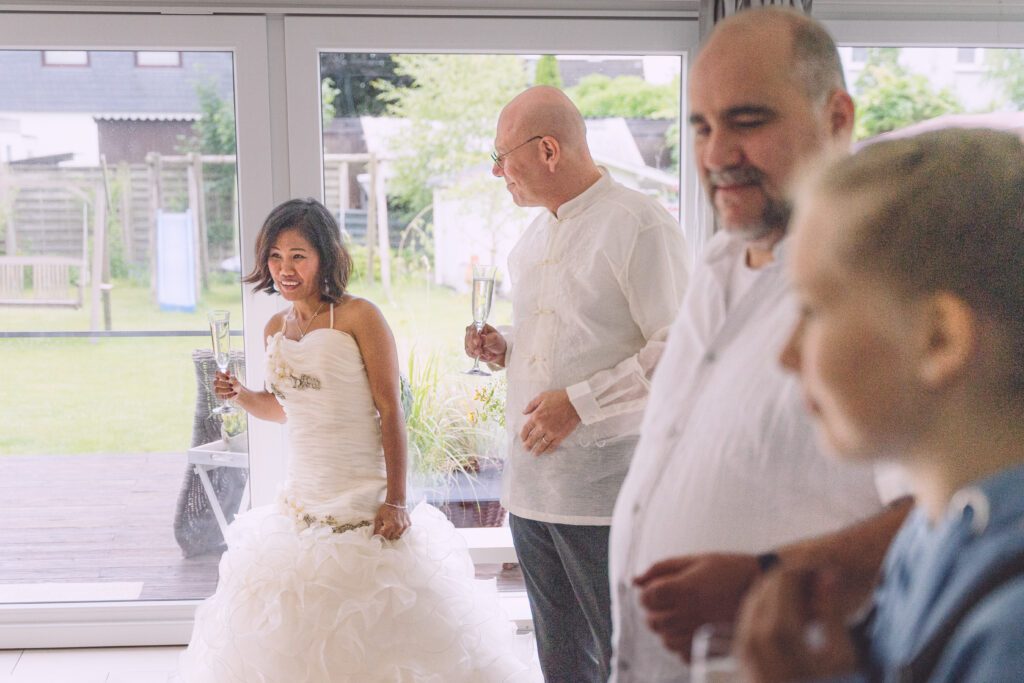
[283,495,371,534]
[265,332,323,399]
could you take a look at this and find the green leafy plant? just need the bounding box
[404,352,491,485]
[853,48,962,140]
[534,55,563,88]
[566,73,678,119]
[321,76,341,123]
[985,49,1024,109]
[374,54,527,210]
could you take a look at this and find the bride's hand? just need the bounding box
[214,370,241,400]
[374,504,411,540]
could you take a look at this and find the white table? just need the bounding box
[186,439,249,538]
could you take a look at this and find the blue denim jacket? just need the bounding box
[837,463,1024,682]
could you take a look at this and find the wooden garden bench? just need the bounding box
[0,255,84,307]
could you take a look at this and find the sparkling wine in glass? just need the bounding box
[208,309,235,415]
[465,265,497,376]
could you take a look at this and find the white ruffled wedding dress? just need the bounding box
[176,310,533,683]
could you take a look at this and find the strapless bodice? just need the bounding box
[266,328,386,523]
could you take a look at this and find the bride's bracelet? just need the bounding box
[382,501,407,510]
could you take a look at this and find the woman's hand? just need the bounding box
[374,503,411,540]
[214,370,244,401]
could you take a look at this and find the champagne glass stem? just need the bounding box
[471,323,483,372]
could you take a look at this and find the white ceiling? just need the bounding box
[1,0,1023,20]
[0,0,696,17]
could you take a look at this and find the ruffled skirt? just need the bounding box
[176,502,534,682]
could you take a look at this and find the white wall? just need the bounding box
[2,113,99,165]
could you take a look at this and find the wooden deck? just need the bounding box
[0,453,521,603]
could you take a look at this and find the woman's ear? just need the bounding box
[918,292,977,389]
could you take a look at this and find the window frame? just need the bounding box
[0,12,276,649]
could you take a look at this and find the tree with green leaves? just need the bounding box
[188,82,236,154]
[181,83,238,269]
[853,48,963,140]
[320,53,410,118]
[534,55,563,88]
[322,77,341,123]
[566,74,677,119]
[374,54,527,211]
[984,48,1024,109]
[565,73,680,171]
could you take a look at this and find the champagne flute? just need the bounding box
[208,309,235,415]
[691,623,747,683]
[465,265,497,376]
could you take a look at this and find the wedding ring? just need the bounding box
[540,436,550,445]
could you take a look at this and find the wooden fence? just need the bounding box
[0,152,401,305]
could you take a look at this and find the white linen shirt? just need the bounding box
[501,169,688,525]
[608,231,895,682]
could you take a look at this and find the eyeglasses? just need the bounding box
[490,135,543,169]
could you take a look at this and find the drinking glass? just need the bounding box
[208,309,235,415]
[465,265,497,376]
[691,623,747,683]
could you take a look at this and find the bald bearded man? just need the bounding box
[464,86,689,682]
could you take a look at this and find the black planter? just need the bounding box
[413,462,506,528]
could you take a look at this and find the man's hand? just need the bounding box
[634,553,760,660]
[520,389,580,455]
[464,323,507,367]
[737,568,858,683]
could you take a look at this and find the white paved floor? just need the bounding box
[0,646,182,683]
[1,634,541,682]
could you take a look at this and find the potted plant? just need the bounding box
[403,352,506,527]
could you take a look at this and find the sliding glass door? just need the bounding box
[0,12,274,647]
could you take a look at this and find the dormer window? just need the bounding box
[42,50,89,66]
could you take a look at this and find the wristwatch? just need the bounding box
[756,551,781,573]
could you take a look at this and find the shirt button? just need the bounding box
[703,350,716,364]
[633,502,641,515]
[619,660,630,672]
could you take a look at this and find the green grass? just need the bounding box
[350,277,512,375]
[1,274,510,455]
[2,276,244,332]
[0,337,197,454]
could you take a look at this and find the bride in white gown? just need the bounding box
[176,198,533,683]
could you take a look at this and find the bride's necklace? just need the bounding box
[292,302,325,340]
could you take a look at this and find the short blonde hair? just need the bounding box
[812,128,1024,391]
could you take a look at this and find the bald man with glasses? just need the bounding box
[464,85,689,682]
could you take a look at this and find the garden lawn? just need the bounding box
[1,275,510,455]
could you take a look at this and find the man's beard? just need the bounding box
[708,167,791,241]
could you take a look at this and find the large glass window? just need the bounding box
[315,51,683,532]
[0,48,246,605]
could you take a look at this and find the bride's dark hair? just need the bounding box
[244,198,352,304]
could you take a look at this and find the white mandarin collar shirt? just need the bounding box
[608,230,899,682]
[500,169,689,525]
